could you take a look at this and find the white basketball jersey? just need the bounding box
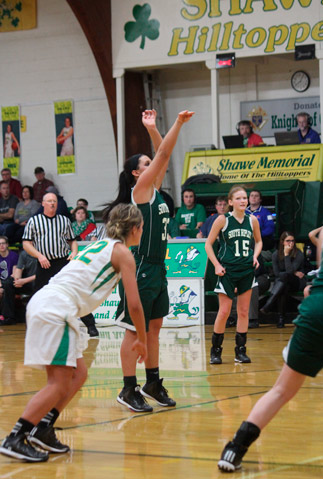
[47,238,121,317]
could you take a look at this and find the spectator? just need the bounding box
[297,112,320,144]
[72,206,96,241]
[22,192,98,337]
[237,120,264,148]
[260,231,306,328]
[0,250,37,326]
[197,196,228,238]
[35,186,71,219]
[246,190,275,251]
[13,186,40,243]
[70,198,95,223]
[175,188,206,232]
[1,168,22,200]
[86,224,106,241]
[32,167,54,203]
[0,182,19,240]
[248,255,271,328]
[0,235,18,282]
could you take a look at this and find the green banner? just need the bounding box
[54,100,75,175]
[165,240,207,278]
[2,106,21,176]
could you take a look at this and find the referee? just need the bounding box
[22,192,99,336]
[22,192,77,292]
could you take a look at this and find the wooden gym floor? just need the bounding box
[0,323,322,479]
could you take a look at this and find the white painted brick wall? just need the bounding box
[0,0,117,211]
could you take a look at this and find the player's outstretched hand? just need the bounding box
[142,109,157,130]
[132,339,148,363]
[177,110,195,124]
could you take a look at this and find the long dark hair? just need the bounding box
[102,153,143,223]
[278,231,297,261]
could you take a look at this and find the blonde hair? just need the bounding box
[106,203,143,243]
[227,185,247,211]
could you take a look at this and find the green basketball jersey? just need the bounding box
[132,189,170,263]
[310,241,323,290]
[293,240,323,333]
[217,212,254,272]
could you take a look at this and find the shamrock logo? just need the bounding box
[124,4,160,50]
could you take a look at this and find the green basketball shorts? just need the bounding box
[116,260,169,332]
[214,268,257,300]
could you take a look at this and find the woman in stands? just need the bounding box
[205,185,262,365]
[71,206,96,241]
[261,231,306,328]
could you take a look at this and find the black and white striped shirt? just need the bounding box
[22,214,75,260]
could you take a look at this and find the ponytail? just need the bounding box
[102,154,143,223]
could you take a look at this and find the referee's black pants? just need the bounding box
[34,256,96,329]
[34,257,69,293]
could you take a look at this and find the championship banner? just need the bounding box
[0,0,37,33]
[2,106,21,177]
[183,145,323,184]
[54,100,75,175]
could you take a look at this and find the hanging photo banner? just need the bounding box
[0,0,37,33]
[2,106,21,177]
[54,100,75,175]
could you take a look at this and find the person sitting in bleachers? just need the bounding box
[13,186,40,243]
[175,188,206,236]
[0,182,19,242]
[71,206,96,241]
[0,235,18,303]
[260,231,306,328]
[0,250,37,325]
[32,167,54,203]
[70,198,96,224]
[246,189,275,251]
[197,196,228,238]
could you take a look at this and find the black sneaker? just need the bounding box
[0,434,49,462]
[28,425,70,453]
[248,319,259,329]
[210,346,222,364]
[141,379,176,407]
[117,385,153,412]
[87,324,99,337]
[218,441,248,472]
[235,346,251,363]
